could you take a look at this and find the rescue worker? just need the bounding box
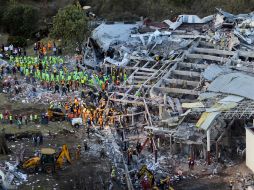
[9,114,13,124]
[30,114,33,123]
[34,114,38,123]
[98,115,103,130]
[84,140,89,151]
[75,145,81,160]
[127,147,133,165]
[111,166,116,180]
[0,112,3,123]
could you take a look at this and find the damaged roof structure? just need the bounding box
[82,8,254,189]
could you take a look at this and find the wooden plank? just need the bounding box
[135,72,154,76]
[186,53,230,62]
[139,68,157,72]
[173,70,201,77]
[154,87,199,95]
[193,47,235,56]
[133,76,150,80]
[143,98,153,127]
[163,78,200,87]
[178,62,208,69]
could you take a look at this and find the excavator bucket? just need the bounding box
[56,144,72,168]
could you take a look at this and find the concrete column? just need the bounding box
[159,105,163,119]
[131,111,134,125]
[207,128,211,165]
[170,134,172,154]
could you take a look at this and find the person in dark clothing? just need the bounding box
[33,135,37,147]
[1,44,4,53]
[12,67,16,75]
[23,48,27,56]
[62,86,67,96]
[38,62,43,71]
[39,135,43,145]
[18,47,22,56]
[66,83,70,92]
[81,90,85,99]
[136,141,142,154]
[84,140,89,151]
[86,126,90,138]
[54,83,60,93]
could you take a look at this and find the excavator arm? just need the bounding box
[56,144,71,168]
[137,165,155,187]
[22,157,41,172]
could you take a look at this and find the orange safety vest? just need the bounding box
[99,117,103,126]
[48,42,52,49]
[43,47,47,55]
[65,104,69,111]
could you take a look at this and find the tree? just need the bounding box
[2,4,39,37]
[50,4,89,51]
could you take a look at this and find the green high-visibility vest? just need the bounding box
[42,73,46,80]
[68,75,72,81]
[25,69,29,76]
[38,71,41,79]
[89,79,94,85]
[46,74,50,81]
[51,73,54,81]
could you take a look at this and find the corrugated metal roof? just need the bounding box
[202,64,231,81]
[196,112,221,131]
[208,73,254,100]
[218,95,244,104]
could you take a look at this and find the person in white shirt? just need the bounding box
[9,44,13,54]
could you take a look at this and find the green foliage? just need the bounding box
[50,4,88,51]
[2,4,39,37]
[86,0,254,20]
[7,36,27,47]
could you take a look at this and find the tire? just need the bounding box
[74,123,80,129]
[43,164,55,174]
[26,167,36,174]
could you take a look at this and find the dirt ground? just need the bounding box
[0,93,115,190]
[0,125,114,190]
[0,94,252,190]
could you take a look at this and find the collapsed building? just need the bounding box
[82,8,254,188]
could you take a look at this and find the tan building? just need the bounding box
[246,127,254,172]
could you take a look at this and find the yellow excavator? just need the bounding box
[137,165,155,188]
[21,144,71,174]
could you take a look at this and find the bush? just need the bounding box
[7,36,27,47]
[2,4,39,38]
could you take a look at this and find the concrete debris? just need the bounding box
[164,15,213,30]
[0,162,27,189]
[3,7,254,190]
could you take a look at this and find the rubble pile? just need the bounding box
[3,7,254,190]
[81,8,254,189]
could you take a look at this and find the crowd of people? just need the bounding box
[2,54,128,96]
[0,111,41,128]
[33,41,61,57]
[1,43,27,57]
[0,40,62,59]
